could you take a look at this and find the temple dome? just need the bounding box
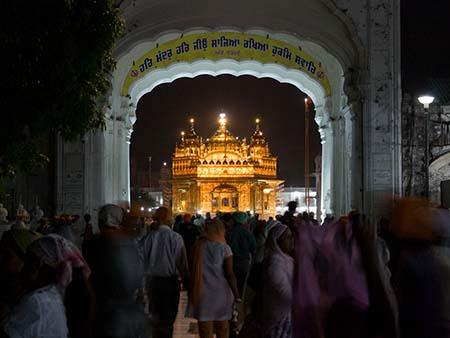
[206,113,240,147]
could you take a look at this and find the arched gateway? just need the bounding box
[56,0,401,221]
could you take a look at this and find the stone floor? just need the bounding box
[174,292,199,338]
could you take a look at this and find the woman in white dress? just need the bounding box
[187,219,241,338]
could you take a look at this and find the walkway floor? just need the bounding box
[174,292,199,338]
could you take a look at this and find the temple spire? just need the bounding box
[189,117,195,132]
[219,113,227,132]
[255,118,261,134]
[253,117,263,137]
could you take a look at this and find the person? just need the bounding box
[193,213,205,232]
[84,204,145,338]
[261,224,294,336]
[241,223,294,338]
[0,229,41,320]
[36,217,51,234]
[82,214,94,240]
[10,216,27,230]
[29,205,44,230]
[253,220,267,264]
[226,211,256,295]
[173,214,183,234]
[54,215,76,243]
[390,198,450,338]
[221,213,234,232]
[0,204,8,224]
[81,214,94,257]
[141,206,189,338]
[16,204,29,224]
[308,212,319,225]
[249,213,259,232]
[292,209,400,338]
[186,218,240,338]
[282,201,298,229]
[180,213,200,269]
[1,234,91,338]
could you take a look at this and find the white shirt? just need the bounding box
[141,225,189,278]
[2,285,68,338]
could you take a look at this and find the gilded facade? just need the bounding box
[172,114,283,218]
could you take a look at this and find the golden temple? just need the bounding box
[171,113,283,218]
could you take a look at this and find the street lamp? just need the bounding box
[418,95,435,198]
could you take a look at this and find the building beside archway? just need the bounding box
[402,80,450,203]
[172,115,283,218]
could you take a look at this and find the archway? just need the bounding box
[106,29,356,218]
[55,3,402,222]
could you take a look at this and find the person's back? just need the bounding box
[87,230,142,300]
[142,224,187,277]
[227,223,256,261]
[226,212,256,294]
[141,207,188,338]
[180,214,199,259]
[3,284,68,338]
[84,205,145,338]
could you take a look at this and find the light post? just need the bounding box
[418,95,435,199]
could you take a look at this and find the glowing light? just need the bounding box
[190,118,195,123]
[163,162,167,166]
[140,206,144,211]
[181,131,185,136]
[255,118,260,124]
[219,113,227,126]
[304,98,308,103]
[148,208,152,212]
[418,95,434,108]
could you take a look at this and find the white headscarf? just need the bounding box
[98,204,124,228]
[265,223,291,258]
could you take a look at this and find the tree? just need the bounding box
[0,0,124,178]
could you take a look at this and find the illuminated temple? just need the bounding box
[172,114,283,218]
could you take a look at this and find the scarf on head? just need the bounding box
[265,223,291,258]
[191,218,226,310]
[27,234,91,288]
[98,204,124,228]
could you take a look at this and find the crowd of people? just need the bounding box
[0,198,450,338]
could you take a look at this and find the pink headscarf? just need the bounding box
[28,234,91,288]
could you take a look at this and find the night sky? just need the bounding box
[131,75,319,186]
[401,0,450,92]
[131,0,450,187]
